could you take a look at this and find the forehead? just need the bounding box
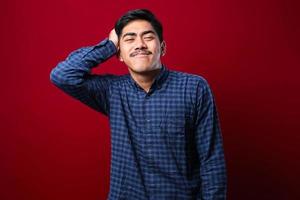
[121,20,156,36]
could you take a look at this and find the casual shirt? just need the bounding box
[50,38,227,200]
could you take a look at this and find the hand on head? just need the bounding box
[109,29,119,49]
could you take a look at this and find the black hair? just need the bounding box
[115,9,163,42]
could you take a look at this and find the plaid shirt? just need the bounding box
[50,39,227,200]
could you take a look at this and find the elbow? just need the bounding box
[49,64,84,88]
[49,67,62,86]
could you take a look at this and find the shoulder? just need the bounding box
[167,69,214,104]
[168,69,210,90]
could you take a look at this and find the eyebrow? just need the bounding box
[122,30,156,39]
[142,30,156,36]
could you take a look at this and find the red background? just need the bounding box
[1,0,300,199]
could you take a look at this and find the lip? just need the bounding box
[134,53,149,57]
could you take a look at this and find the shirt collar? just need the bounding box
[128,64,169,92]
[152,64,169,89]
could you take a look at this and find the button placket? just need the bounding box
[143,94,152,130]
[143,94,155,181]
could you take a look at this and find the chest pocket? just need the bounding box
[160,113,193,174]
[164,116,186,136]
[162,112,194,137]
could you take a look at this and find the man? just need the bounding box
[50,9,226,200]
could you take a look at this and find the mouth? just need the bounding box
[130,50,152,57]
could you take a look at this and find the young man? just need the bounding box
[50,9,226,200]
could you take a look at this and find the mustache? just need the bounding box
[130,49,152,57]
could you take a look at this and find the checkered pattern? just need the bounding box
[50,39,227,200]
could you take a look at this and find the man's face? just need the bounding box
[118,20,164,74]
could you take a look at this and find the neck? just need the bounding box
[129,66,162,93]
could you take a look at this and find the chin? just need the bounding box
[128,64,154,73]
[130,67,151,74]
[126,60,161,74]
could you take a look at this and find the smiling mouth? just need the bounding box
[134,54,149,57]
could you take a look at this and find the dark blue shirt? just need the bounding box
[50,39,227,200]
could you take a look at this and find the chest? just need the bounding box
[109,85,196,134]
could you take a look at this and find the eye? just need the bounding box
[144,36,154,41]
[124,38,134,42]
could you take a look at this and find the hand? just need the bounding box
[109,29,119,49]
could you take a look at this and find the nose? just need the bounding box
[135,37,147,50]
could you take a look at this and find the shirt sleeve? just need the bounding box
[50,38,117,115]
[194,79,227,200]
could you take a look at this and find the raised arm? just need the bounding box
[50,30,119,115]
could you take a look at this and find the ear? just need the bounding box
[161,41,166,56]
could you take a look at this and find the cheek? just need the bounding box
[119,45,131,59]
[151,42,162,55]
[153,47,162,58]
[119,50,132,64]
